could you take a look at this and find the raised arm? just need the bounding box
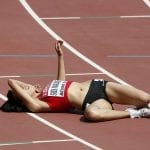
[7,79,44,112]
[55,40,66,80]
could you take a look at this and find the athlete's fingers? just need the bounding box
[55,41,61,50]
[55,40,64,56]
[57,40,63,46]
[57,41,63,50]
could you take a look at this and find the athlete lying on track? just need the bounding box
[1,41,150,122]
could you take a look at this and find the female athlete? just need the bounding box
[1,41,150,122]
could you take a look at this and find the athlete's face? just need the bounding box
[22,84,42,96]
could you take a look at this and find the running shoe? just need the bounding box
[138,107,150,118]
[126,108,150,118]
[126,108,141,118]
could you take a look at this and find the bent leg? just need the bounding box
[106,82,150,108]
[84,99,130,122]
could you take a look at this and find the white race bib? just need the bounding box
[48,80,67,97]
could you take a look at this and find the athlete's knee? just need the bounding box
[140,93,150,105]
[84,107,97,121]
[84,106,105,122]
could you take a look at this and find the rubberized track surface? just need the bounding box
[0,0,150,150]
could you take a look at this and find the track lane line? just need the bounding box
[27,113,103,150]
[19,0,129,86]
[0,139,75,147]
[17,0,145,149]
[0,54,56,58]
[108,55,150,58]
[0,72,104,79]
[0,94,8,101]
[18,0,138,149]
[40,15,150,20]
[143,0,150,7]
[0,91,103,150]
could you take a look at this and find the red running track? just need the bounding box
[0,0,150,150]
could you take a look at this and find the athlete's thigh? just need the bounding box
[106,82,148,105]
[90,99,113,110]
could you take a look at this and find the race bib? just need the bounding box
[48,80,67,97]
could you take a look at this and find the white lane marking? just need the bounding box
[66,72,104,76]
[0,54,56,58]
[27,113,103,150]
[0,75,21,78]
[0,139,75,147]
[108,55,150,58]
[120,15,150,18]
[41,17,81,20]
[0,94,8,101]
[19,0,130,86]
[0,93,102,150]
[143,0,150,7]
[0,92,102,150]
[41,15,150,20]
[17,0,143,149]
[0,72,104,79]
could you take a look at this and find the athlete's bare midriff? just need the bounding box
[67,80,92,109]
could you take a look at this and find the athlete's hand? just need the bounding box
[55,40,64,56]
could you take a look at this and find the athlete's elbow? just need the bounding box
[27,103,42,113]
[8,79,18,89]
[8,79,14,86]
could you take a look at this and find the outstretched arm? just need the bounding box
[55,40,66,80]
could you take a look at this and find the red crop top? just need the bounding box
[38,80,73,112]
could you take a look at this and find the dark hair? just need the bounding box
[0,90,30,112]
